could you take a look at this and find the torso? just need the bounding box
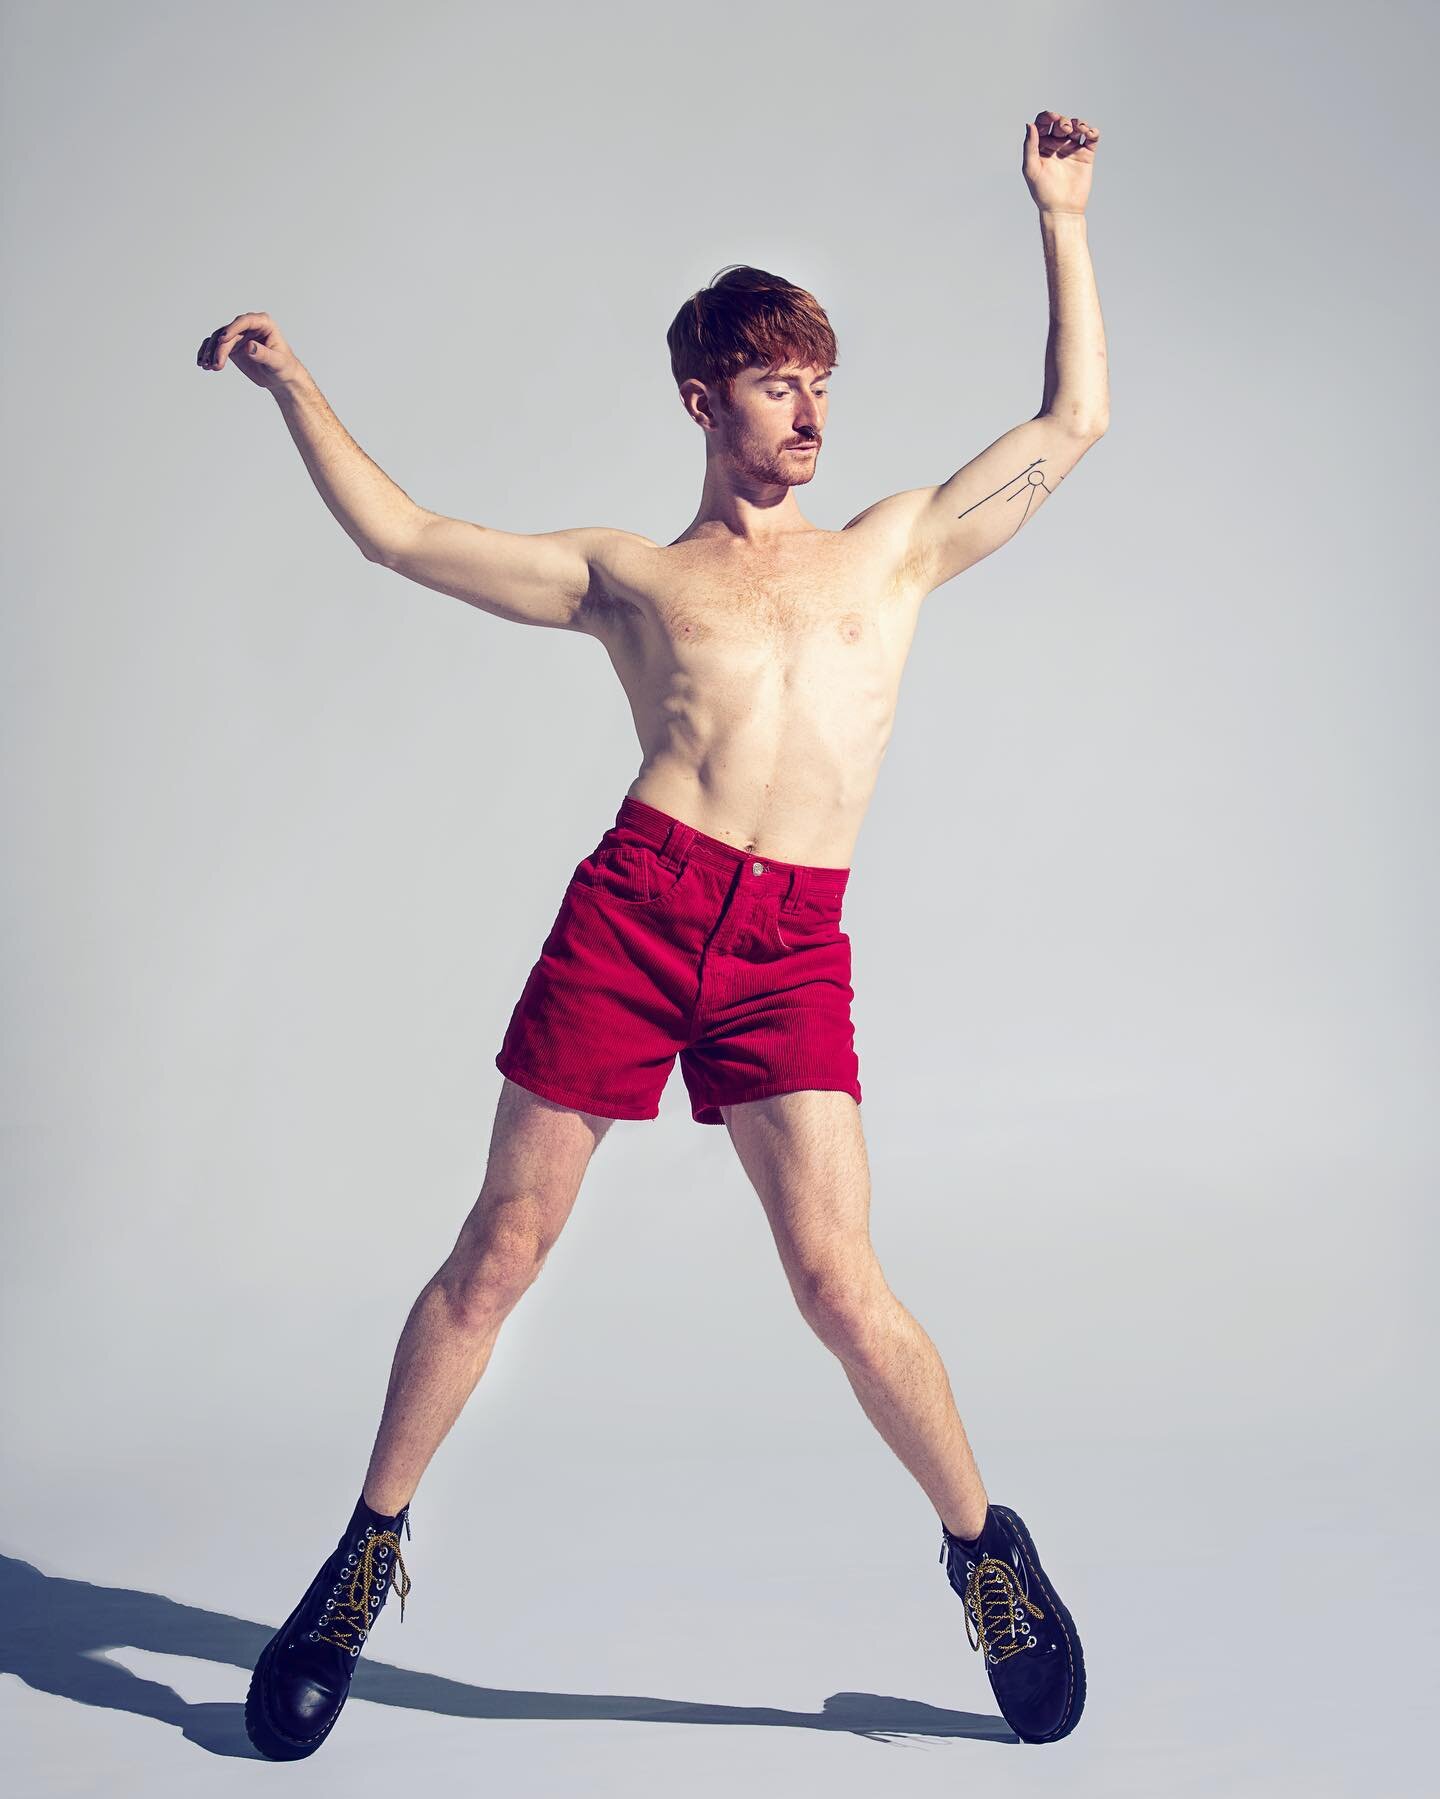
[579,513,933,867]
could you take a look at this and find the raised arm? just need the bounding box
[847,111,1109,596]
[195,311,615,631]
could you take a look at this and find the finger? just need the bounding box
[202,323,241,369]
[217,318,272,370]
[212,313,269,369]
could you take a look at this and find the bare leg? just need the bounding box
[722,1091,989,1540]
[360,1078,615,1514]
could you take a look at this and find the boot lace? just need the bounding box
[942,1537,1047,1666]
[311,1516,413,1656]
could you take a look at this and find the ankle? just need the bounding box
[942,1501,989,1546]
[359,1484,411,1524]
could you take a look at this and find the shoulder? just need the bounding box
[839,489,938,597]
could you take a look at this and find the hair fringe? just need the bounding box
[666,264,838,409]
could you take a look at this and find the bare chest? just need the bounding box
[604,535,917,678]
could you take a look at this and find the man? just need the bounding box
[200,108,1106,1760]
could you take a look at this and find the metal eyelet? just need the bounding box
[350,1645,360,1657]
[1027,1635,1038,1647]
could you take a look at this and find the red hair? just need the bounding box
[667,264,838,410]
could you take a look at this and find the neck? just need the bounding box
[680,475,816,547]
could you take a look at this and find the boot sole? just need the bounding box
[990,1504,1087,1744]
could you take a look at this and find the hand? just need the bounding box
[1022,111,1100,216]
[195,312,303,391]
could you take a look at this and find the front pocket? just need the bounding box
[775,898,845,952]
[570,843,690,909]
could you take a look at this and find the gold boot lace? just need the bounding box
[312,1519,413,1655]
[962,1553,1047,1666]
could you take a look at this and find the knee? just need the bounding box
[439,1204,553,1327]
[794,1260,888,1358]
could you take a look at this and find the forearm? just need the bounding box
[271,368,426,560]
[1036,211,1109,432]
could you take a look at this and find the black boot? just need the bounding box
[939,1502,1085,1744]
[245,1493,413,1761]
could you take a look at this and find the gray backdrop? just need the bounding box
[2,1,1434,1794]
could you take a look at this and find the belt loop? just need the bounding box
[782,866,808,913]
[658,820,695,871]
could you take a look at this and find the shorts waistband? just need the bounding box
[613,795,850,903]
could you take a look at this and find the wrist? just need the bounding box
[1037,206,1087,222]
[274,363,316,399]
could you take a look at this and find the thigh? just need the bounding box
[448,1076,617,1269]
[721,1090,874,1291]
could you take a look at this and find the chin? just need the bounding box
[770,459,815,486]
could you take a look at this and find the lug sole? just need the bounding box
[990,1503,1087,1744]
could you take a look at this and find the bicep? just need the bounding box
[375,514,609,631]
[903,414,1104,594]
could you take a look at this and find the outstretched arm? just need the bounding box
[848,111,1109,594]
[195,313,616,632]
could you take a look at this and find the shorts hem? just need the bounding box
[690,1081,862,1125]
[495,1055,658,1121]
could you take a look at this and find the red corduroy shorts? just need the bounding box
[496,795,862,1124]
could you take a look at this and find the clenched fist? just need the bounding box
[195,312,303,391]
[1023,111,1101,217]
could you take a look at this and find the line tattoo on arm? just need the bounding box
[957,458,1054,534]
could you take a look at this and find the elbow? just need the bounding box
[1041,403,1108,440]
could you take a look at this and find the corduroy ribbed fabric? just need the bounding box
[496,794,861,1124]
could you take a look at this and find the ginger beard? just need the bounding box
[713,398,820,489]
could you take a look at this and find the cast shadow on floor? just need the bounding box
[0,1552,1016,1757]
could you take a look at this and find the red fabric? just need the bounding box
[496,795,861,1124]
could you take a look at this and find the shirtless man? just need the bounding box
[205,110,1107,1760]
